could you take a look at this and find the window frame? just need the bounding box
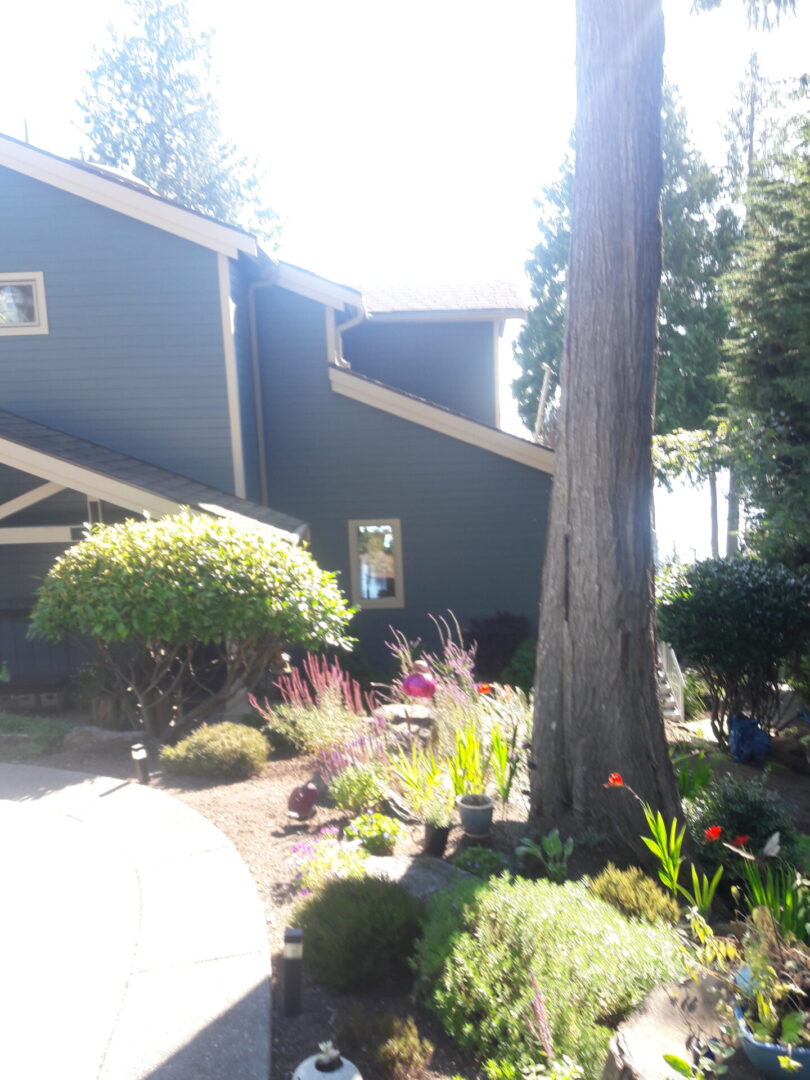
[0,272,49,335]
[347,517,405,610]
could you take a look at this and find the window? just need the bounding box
[348,519,404,609]
[0,273,49,335]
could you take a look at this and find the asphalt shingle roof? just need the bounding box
[362,280,527,316]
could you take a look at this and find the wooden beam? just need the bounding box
[0,526,76,544]
[0,481,64,522]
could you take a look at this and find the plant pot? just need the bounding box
[293,1052,362,1079]
[423,823,450,857]
[734,1005,810,1079]
[457,794,495,838]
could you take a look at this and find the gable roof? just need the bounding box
[0,410,308,542]
[0,133,258,260]
[328,366,554,474]
[362,281,527,322]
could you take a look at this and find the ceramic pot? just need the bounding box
[423,823,450,857]
[457,794,495,838]
[734,1005,810,1079]
[293,1052,362,1080]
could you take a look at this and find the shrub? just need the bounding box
[159,721,268,779]
[30,513,354,738]
[336,1011,434,1080]
[329,762,388,813]
[501,638,537,694]
[657,557,810,745]
[451,846,511,880]
[288,826,368,894]
[671,749,713,800]
[685,773,800,878]
[414,876,685,1078]
[589,863,681,925]
[295,876,423,991]
[344,812,403,855]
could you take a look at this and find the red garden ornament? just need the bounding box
[402,660,436,699]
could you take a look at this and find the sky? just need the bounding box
[1,0,808,558]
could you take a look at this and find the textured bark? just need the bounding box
[530,0,680,847]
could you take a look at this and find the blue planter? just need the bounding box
[735,1006,810,1079]
[457,794,495,837]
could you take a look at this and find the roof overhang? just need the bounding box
[275,262,364,311]
[365,308,526,324]
[0,134,258,260]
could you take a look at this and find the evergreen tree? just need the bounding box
[725,117,810,569]
[78,0,278,244]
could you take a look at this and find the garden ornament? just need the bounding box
[402,659,436,699]
[288,782,318,820]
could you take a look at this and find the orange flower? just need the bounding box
[606,773,624,787]
[735,835,750,847]
[477,683,493,695]
[704,825,722,842]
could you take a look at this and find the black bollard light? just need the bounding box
[284,926,303,1017]
[130,742,150,785]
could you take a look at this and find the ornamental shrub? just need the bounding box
[288,826,368,895]
[589,863,681,925]
[294,876,423,992]
[657,557,810,745]
[344,812,403,855]
[685,773,800,878]
[328,762,388,814]
[451,845,512,880]
[414,876,685,1078]
[159,722,268,779]
[29,513,354,737]
[335,1011,434,1080]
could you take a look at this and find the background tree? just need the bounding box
[79,0,279,244]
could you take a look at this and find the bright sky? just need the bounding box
[1,0,807,558]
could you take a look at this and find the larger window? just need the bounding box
[348,519,405,609]
[0,273,49,335]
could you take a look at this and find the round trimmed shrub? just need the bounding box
[294,876,423,992]
[414,876,685,1078]
[589,863,680,924]
[160,722,268,779]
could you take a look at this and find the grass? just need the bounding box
[0,712,70,759]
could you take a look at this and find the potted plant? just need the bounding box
[392,744,454,856]
[450,720,495,837]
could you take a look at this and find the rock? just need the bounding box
[365,854,472,901]
[601,977,759,1080]
[62,726,142,753]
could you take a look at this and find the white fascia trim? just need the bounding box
[276,262,363,311]
[0,481,64,521]
[0,137,257,259]
[217,254,247,498]
[0,526,76,544]
[329,368,555,475]
[0,436,182,517]
[367,310,526,324]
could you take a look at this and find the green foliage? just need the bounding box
[328,762,387,814]
[657,557,810,743]
[501,639,537,694]
[686,773,800,878]
[671,749,712,800]
[640,806,685,899]
[681,863,725,918]
[335,1011,434,1080]
[295,876,423,992]
[159,721,268,779]
[30,513,354,737]
[589,864,681,925]
[289,827,368,895]
[516,830,574,884]
[490,719,522,806]
[741,860,810,943]
[78,0,279,242]
[449,720,489,795]
[392,743,454,826]
[683,670,709,722]
[0,712,70,760]
[451,846,512,880]
[414,876,686,1079]
[344,813,403,855]
[724,116,810,570]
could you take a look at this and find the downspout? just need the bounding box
[333,305,366,367]
[247,266,279,507]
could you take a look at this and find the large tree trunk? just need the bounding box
[530,0,679,850]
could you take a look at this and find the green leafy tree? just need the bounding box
[29,513,354,737]
[78,0,279,243]
[725,115,810,569]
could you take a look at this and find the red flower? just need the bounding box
[477,683,493,695]
[704,825,723,842]
[735,835,750,847]
[606,773,624,787]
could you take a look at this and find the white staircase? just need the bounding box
[657,641,685,723]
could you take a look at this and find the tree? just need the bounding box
[529,0,680,848]
[725,116,810,570]
[29,513,354,737]
[78,0,279,243]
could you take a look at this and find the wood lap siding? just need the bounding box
[0,166,234,493]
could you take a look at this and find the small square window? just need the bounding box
[348,519,405,609]
[0,273,49,335]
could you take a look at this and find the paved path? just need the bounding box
[0,764,271,1080]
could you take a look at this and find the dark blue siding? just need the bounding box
[230,257,260,501]
[0,166,234,492]
[342,320,498,427]
[260,290,550,671]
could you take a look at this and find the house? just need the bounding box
[0,132,553,689]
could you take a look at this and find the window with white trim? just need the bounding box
[348,519,404,609]
[0,272,49,335]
